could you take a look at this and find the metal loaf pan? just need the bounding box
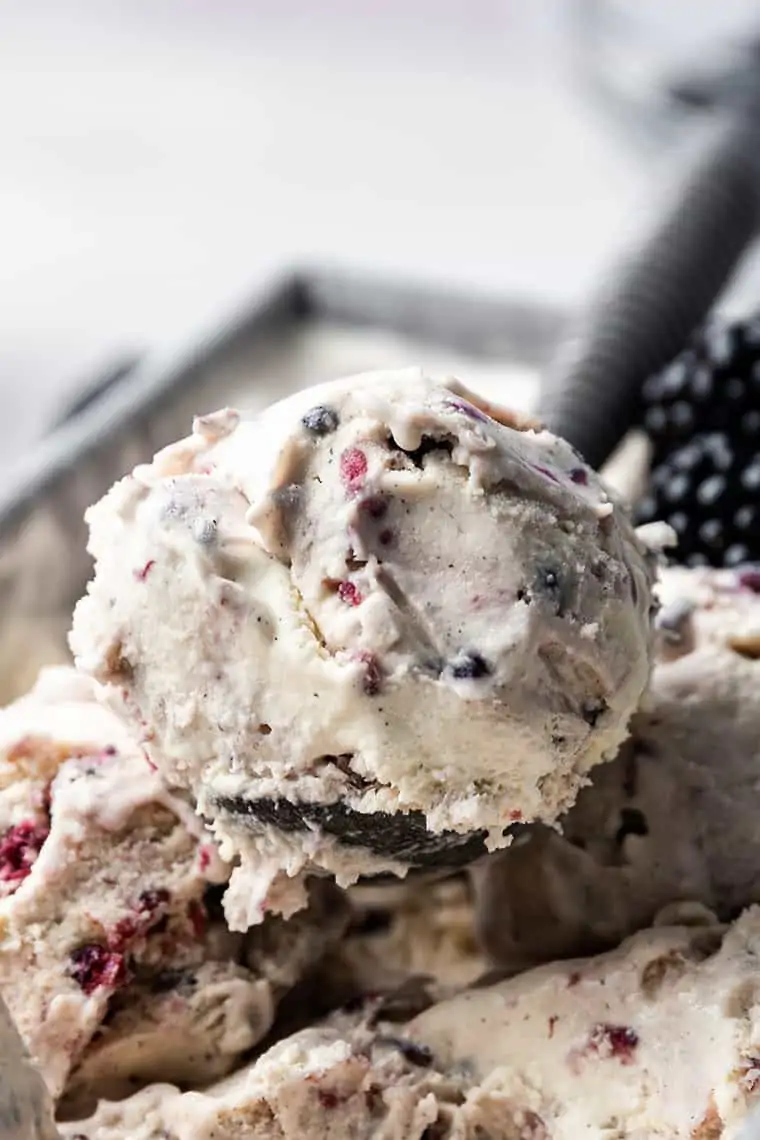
[0,266,567,703]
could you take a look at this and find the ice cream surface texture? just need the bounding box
[70,369,657,926]
[473,563,760,972]
[60,907,760,1139]
[0,668,348,1111]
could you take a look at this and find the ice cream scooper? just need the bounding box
[231,91,760,879]
[219,98,760,879]
[70,70,760,892]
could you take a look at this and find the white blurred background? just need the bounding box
[2,0,760,462]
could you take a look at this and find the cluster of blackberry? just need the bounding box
[635,314,760,567]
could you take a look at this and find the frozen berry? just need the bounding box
[738,566,760,593]
[108,916,138,951]
[587,1022,639,1063]
[0,820,49,890]
[449,651,490,680]
[69,944,128,994]
[339,447,368,491]
[636,313,760,566]
[302,405,339,435]
[360,495,388,519]
[337,580,362,607]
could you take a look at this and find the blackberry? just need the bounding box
[635,314,760,567]
[301,405,339,435]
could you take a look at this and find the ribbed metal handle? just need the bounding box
[539,98,760,471]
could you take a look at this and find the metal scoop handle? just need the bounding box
[539,92,760,471]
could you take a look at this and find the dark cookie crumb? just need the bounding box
[137,887,171,914]
[211,793,489,865]
[581,700,607,727]
[376,1035,434,1067]
[149,967,194,995]
[535,565,572,617]
[329,753,372,791]
[639,949,688,1000]
[615,807,649,845]
[449,651,491,680]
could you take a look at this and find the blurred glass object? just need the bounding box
[568,0,760,156]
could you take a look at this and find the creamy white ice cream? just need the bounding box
[70,370,657,927]
[61,906,760,1140]
[472,563,760,972]
[0,668,348,1110]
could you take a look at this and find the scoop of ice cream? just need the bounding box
[472,564,760,972]
[0,668,348,1105]
[0,997,58,1140]
[70,370,657,927]
[61,906,760,1139]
